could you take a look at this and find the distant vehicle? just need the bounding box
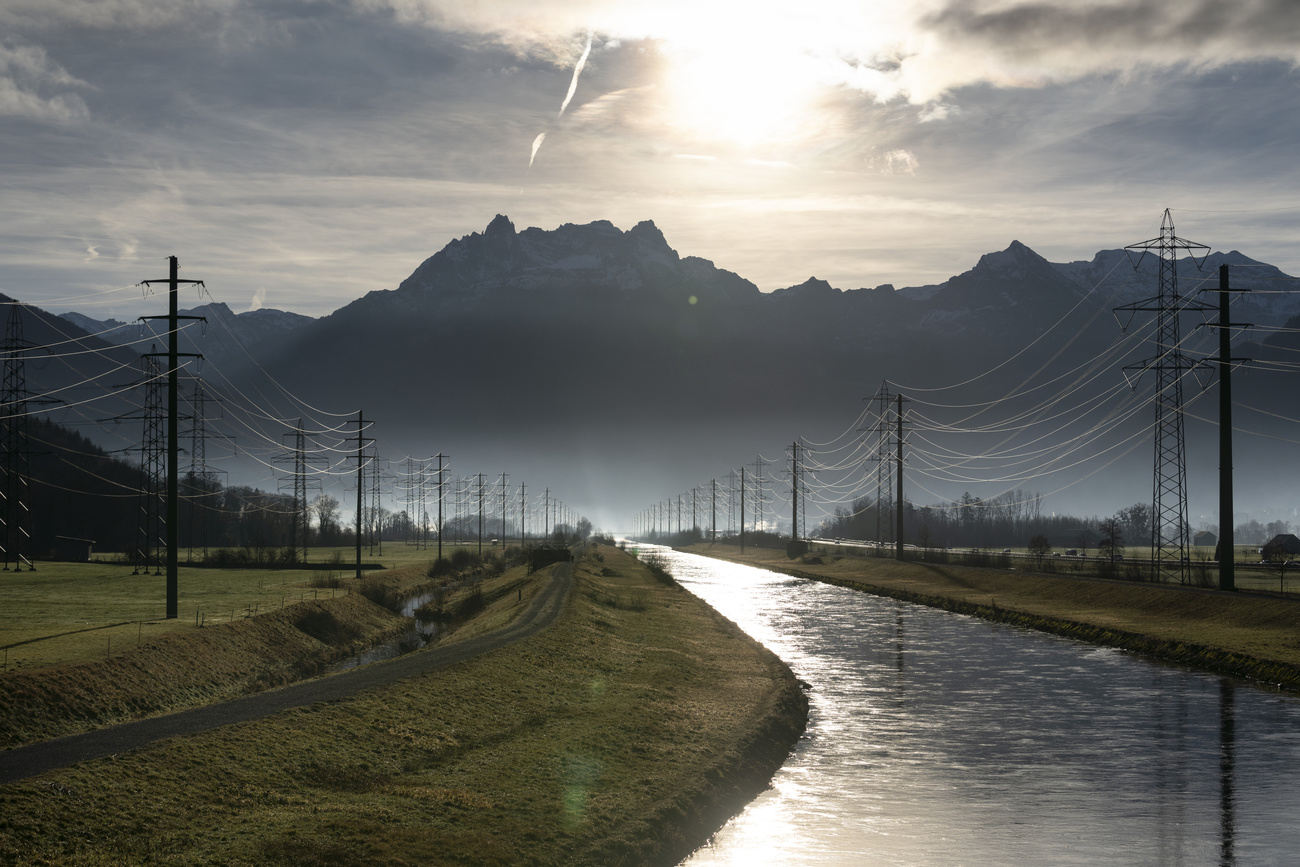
[1065,549,1079,556]
[1001,548,1011,554]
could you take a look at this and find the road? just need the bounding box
[0,563,572,785]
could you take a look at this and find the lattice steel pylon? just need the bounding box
[367,447,383,556]
[1,304,54,571]
[134,353,166,575]
[788,440,808,541]
[1115,209,1211,585]
[862,383,895,546]
[184,376,225,562]
[278,420,322,564]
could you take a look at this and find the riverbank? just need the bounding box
[0,566,440,750]
[683,544,1300,692]
[0,545,807,865]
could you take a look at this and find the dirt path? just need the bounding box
[0,563,571,785]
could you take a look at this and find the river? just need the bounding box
[643,547,1300,866]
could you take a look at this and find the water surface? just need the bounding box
[648,548,1300,866]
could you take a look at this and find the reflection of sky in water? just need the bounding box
[649,547,1300,866]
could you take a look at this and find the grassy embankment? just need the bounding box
[0,564,441,750]
[686,544,1300,692]
[0,545,807,866]
[0,544,479,672]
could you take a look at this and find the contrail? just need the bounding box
[558,32,593,117]
[529,132,547,168]
[527,32,592,171]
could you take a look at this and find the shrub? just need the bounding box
[359,578,403,613]
[450,549,481,571]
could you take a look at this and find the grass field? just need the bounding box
[0,543,511,671]
[0,545,806,866]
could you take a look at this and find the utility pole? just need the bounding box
[1204,263,1251,592]
[135,354,165,576]
[499,472,508,547]
[544,487,550,539]
[2,304,57,571]
[520,482,526,547]
[140,257,204,619]
[368,447,383,556]
[183,376,225,563]
[1116,210,1211,584]
[478,472,485,555]
[896,393,908,561]
[862,383,894,547]
[434,453,445,562]
[711,478,717,542]
[790,441,800,541]
[348,413,373,581]
[740,466,746,553]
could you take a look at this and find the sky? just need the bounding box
[3,0,1300,322]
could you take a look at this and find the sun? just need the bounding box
[646,15,840,152]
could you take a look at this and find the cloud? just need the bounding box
[248,286,266,312]
[350,0,1300,109]
[896,0,1300,101]
[0,41,89,121]
[875,149,919,175]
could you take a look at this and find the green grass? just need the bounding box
[0,544,516,671]
[0,546,806,866]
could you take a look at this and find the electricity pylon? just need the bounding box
[1115,210,1211,585]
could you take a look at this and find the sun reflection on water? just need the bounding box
[646,546,1300,866]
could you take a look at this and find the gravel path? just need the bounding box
[0,563,571,785]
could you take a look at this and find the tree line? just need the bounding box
[818,489,1294,554]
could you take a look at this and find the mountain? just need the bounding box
[58,303,314,373]
[0,295,142,429]
[44,216,1300,527]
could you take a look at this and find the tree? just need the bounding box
[311,494,341,545]
[1117,503,1151,548]
[1027,533,1052,568]
[1098,517,1124,569]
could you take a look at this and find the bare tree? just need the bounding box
[1028,533,1052,568]
[1098,517,1124,574]
[311,493,341,545]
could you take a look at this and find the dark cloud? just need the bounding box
[924,0,1300,58]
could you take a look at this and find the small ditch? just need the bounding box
[328,590,441,672]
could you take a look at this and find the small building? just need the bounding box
[53,536,96,562]
[1193,530,1218,548]
[1261,534,1300,557]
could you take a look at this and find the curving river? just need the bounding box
[643,547,1300,866]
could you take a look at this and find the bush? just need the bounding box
[294,609,363,645]
[310,571,343,589]
[359,578,403,613]
[640,552,677,586]
[450,549,481,571]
